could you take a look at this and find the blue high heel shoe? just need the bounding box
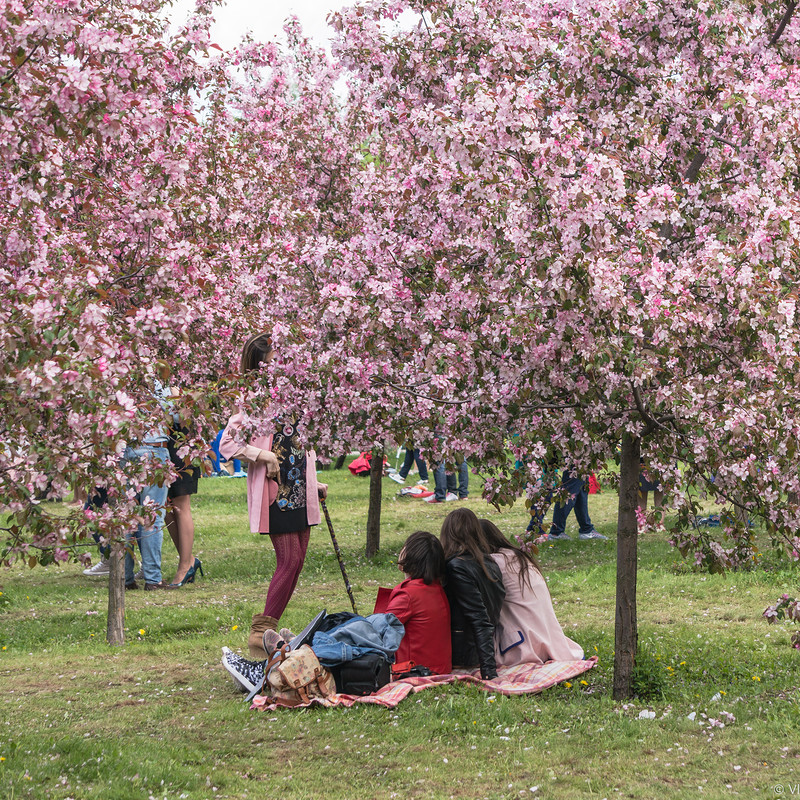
[171,558,203,587]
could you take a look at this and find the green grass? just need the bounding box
[1,467,799,799]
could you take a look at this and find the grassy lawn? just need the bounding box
[1,465,799,799]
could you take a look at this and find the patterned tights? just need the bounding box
[263,527,311,619]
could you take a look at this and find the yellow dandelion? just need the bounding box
[720,690,726,695]
[0,757,5,761]
[580,680,588,686]
[679,661,686,666]
[139,629,146,636]
[752,676,761,681]
[565,682,572,688]
[232,625,239,631]
[1,646,5,651]
[667,666,674,672]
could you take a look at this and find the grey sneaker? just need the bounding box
[221,647,266,694]
[548,531,572,541]
[579,529,608,541]
[83,558,110,577]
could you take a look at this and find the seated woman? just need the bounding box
[222,531,451,694]
[440,507,505,680]
[480,518,584,666]
[381,530,451,675]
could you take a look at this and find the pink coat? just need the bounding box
[219,412,321,534]
[491,549,584,667]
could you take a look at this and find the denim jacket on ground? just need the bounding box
[311,613,405,667]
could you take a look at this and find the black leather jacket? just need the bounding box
[445,554,505,680]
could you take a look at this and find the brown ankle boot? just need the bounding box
[248,613,278,659]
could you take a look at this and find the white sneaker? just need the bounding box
[83,558,110,577]
[445,492,459,502]
[134,567,144,582]
[579,529,608,541]
[221,647,265,694]
[389,473,405,485]
[417,479,429,485]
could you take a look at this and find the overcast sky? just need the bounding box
[167,0,353,49]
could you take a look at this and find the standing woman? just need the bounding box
[154,365,202,587]
[165,428,202,587]
[479,518,584,666]
[219,333,327,659]
[440,507,505,680]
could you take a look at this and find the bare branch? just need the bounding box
[685,116,728,183]
[769,0,797,46]
[609,67,641,87]
[370,377,467,406]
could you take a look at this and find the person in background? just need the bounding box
[548,468,606,541]
[389,444,429,485]
[219,332,327,659]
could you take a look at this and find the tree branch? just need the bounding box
[769,0,797,46]
[608,67,641,87]
[370,377,468,406]
[685,116,728,183]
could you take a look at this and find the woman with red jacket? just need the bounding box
[382,531,451,675]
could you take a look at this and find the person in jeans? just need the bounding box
[427,459,468,503]
[548,470,606,541]
[122,440,172,589]
[389,445,429,485]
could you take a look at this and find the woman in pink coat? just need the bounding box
[479,519,583,667]
[220,332,327,659]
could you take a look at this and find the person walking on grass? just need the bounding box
[547,468,606,542]
[219,332,327,659]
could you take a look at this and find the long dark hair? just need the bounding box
[479,518,540,590]
[398,531,445,585]
[240,332,273,373]
[440,507,497,580]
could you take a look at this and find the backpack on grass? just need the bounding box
[259,644,336,706]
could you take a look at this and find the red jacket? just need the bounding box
[383,578,452,675]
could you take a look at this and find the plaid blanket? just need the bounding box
[250,656,598,711]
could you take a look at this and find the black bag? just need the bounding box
[329,652,391,696]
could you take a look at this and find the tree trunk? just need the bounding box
[365,446,383,558]
[106,539,126,646]
[334,453,347,470]
[613,433,640,700]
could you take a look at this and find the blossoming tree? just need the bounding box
[264,0,800,697]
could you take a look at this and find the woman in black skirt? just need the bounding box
[166,424,203,586]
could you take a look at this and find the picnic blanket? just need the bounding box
[250,656,598,711]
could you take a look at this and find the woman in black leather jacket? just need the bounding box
[440,508,505,680]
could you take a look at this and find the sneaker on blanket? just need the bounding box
[221,647,265,694]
